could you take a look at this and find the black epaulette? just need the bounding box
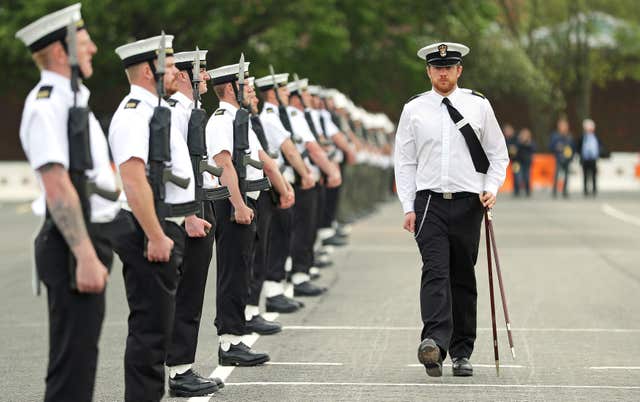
[470,90,486,99]
[167,98,178,107]
[214,108,226,116]
[124,99,140,109]
[406,91,426,103]
[36,85,53,100]
[266,107,274,113]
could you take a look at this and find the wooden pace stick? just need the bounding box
[485,208,500,376]
[486,208,516,359]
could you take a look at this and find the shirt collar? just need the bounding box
[218,100,239,117]
[263,101,277,110]
[41,69,90,103]
[130,84,162,107]
[428,85,460,105]
[172,90,194,109]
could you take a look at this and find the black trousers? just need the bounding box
[112,211,185,402]
[213,198,258,335]
[553,161,570,196]
[582,160,597,195]
[249,192,276,306]
[320,184,341,229]
[166,201,215,367]
[266,206,294,282]
[35,217,116,402]
[414,191,483,359]
[313,183,326,243]
[291,184,318,274]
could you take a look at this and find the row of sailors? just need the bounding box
[15,3,394,402]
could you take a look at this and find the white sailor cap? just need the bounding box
[287,78,308,94]
[307,85,321,96]
[255,73,289,90]
[417,42,469,66]
[115,34,174,68]
[15,3,85,53]
[333,92,349,109]
[174,49,208,71]
[207,62,251,85]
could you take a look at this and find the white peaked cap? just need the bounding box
[115,34,175,68]
[307,85,321,96]
[16,3,83,52]
[287,78,309,93]
[174,49,208,69]
[255,73,289,89]
[207,62,251,85]
[417,42,469,64]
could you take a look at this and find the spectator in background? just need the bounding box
[515,128,535,197]
[549,117,574,198]
[576,118,602,197]
[503,124,520,196]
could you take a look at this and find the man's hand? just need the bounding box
[301,172,316,190]
[234,204,255,225]
[480,191,497,209]
[279,189,295,209]
[346,149,357,165]
[76,256,109,293]
[326,171,342,188]
[403,211,416,233]
[185,214,212,238]
[147,234,174,262]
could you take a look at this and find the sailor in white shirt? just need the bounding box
[163,49,223,396]
[394,42,508,379]
[109,33,198,402]
[205,60,287,367]
[15,4,120,401]
[287,78,342,296]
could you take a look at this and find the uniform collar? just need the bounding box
[428,85,460,104]
[218,100,238,114]
[263,101,277,110]
[130,84,163,106]
[172,90,194,109]
[41,69,90,102]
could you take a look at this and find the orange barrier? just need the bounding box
[500,153,558,193]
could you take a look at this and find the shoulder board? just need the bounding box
[214,108,226,116]
[166,98,178,107]
[291,110,298,116]
[470,90,486,99]
[36,85,53,100]
[406,91,427,103]
[124,99,140,109]
[266,107,274,113]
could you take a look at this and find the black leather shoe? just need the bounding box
[322,235,348,247]
[244,315,282,335]
[266,294,301,313]
[294,281,326,297]
[452,357,473,376]
[169,369,219,397]
[417,338,443,377]
[218,342,270,366]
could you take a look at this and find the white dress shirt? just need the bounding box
[167,90,194,143]
[260,102,295,182]
[19,70,120,222]
[394,86,508,214]
[109,85,195,206]
[205,101,264,200]
[287,105,320,181]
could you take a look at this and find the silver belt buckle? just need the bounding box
[443,192,453,200]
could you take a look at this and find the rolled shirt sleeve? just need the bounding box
[481,99,508,195]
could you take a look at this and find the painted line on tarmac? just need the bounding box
[589,366,640,370]
[223,381,640,390]
[282,325,640,333]
[266,362,343,366]
[188,312,279,402]
[602,203,640,227]
[406,363,525,369]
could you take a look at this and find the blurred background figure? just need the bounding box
[549,117,574,198]
[577,118,602,197]
[515,128,535,197]
[503,123,520,196]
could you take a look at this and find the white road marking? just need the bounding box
[406,363,525,368]
[589,366,640,370]
[223,381,640,390]
[282,325,640,333]
[266,362,343,366]
[602,203,640,227]
[188,312,279,402]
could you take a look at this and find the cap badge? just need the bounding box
[438,44,447,57]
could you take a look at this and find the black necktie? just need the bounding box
[442,97,490,174]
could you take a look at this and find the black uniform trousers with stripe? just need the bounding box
[35,215,119,402]
[248,192,276,306]
[291,184,319,274]
[413,191,484,360]
[166,201,215,367]
[213,197,258,335]
[111,210,186,402]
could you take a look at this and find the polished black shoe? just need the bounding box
[452,357,473,377]
[168,369,219,397]
[218,342,270,366]
[417,338,443,377]
[244,315,282,335]
[322,235,348,247]
[294,281,326,297]
[266,294,301,313]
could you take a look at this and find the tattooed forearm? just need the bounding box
[48,196,89,248]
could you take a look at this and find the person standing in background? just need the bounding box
[576,118,602,197]
[503,124,520,196]
[516,128,535,197]
[549,117,574,198]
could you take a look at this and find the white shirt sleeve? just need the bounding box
[109,109,150,167]
[393,104,418,214]
[322,111,341,137]
[480,100,508,195]
[206,115,234,158]
[261,117,289,151]
[23,102,68,170]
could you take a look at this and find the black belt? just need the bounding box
[157,201,201,217]
[417,189,478,200]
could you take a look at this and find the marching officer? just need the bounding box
[16,4,121,401]
[164,49,222,397]
[394,42,508,377]
[110,34,200,401]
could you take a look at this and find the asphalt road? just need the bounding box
[1,192,639,401]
